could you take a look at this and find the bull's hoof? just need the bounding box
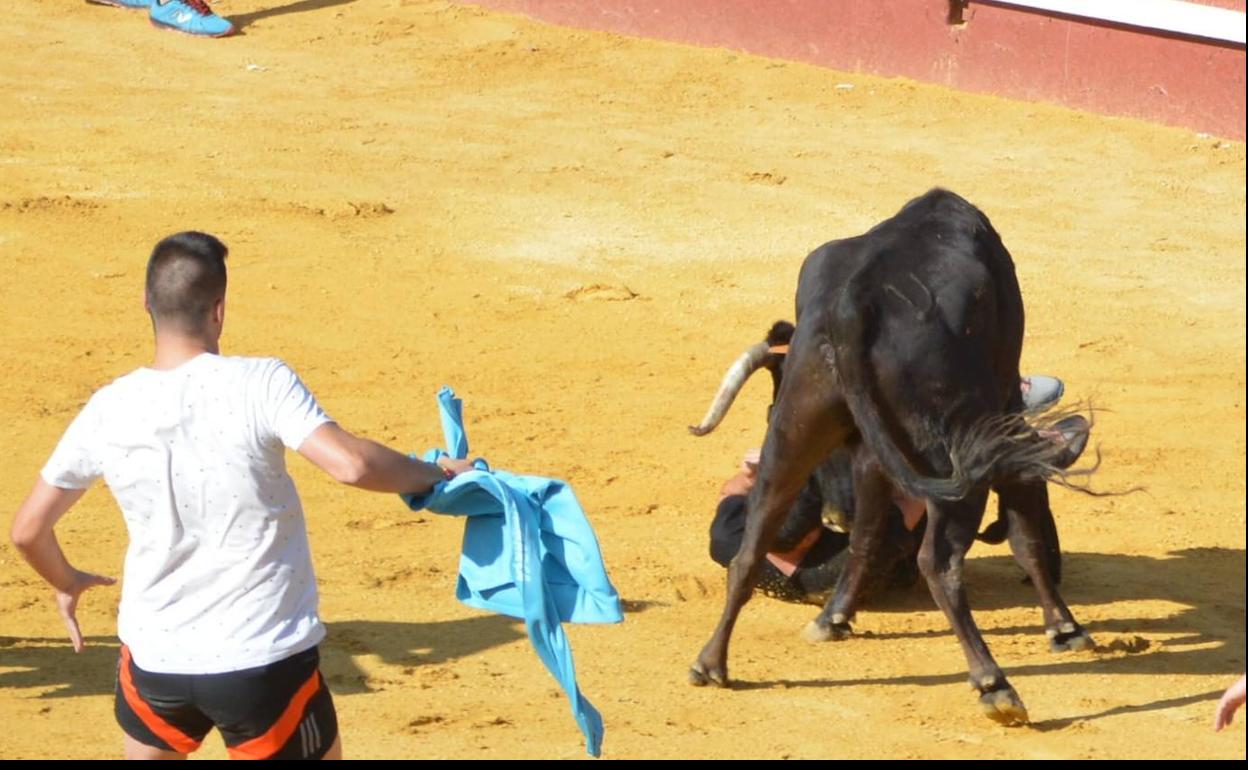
[978,685,1030,726]
[801,618,853,643]
[688,661,730,688]
[1048,622,1095,652]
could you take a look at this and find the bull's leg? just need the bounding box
[920,490,1029,726]
[998,480,1094,652]
[689,342,854,688]
[803,454,892,642]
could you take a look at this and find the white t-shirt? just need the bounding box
[41,353,333,675]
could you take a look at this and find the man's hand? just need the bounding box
[741,448,762,474]
[56,569,117,653]
[1214,674,1246,732]
[436,456,478,478]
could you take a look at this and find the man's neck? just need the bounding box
[151,334,219,371]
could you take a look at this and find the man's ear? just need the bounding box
[143,291,151,314]
[213,296,226,325]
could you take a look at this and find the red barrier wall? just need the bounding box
[471,0,1246,139]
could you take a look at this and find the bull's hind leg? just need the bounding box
[921,491,1030,726]
[803,454,892,642]
[690,338,854,688]
[998,480,1094,652]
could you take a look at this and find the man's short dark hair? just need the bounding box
[145,232,229,333]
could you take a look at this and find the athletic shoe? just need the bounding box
[1046,414,1091,469]
[1020,375,1064,412]
[149,0,235,37]
[87,0,152,8]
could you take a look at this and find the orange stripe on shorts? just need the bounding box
[226,670,323,760]
[118,646,202,754]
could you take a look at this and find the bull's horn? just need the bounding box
[688,341,771,436]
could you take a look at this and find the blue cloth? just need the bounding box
[401,387,622,757]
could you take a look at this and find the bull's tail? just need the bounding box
[948,403,1108,498]
[688,321,794,436]
[832,268,1095,502]
[832,278,972,500]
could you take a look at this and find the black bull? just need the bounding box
[687,189,1095,725]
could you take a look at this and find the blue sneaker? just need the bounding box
[87,0,152,8]
[149,0,234,37]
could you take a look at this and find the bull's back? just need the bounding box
[807,190,1025,470]
[795,189,1014,318]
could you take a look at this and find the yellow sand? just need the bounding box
[1,0,1243,759]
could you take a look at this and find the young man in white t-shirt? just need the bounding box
[10,231,475,759]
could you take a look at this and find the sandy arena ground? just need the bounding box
[1,0,1245,759]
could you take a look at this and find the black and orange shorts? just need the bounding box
[115,644,338,759]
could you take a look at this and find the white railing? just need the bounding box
[974,0,1246,44]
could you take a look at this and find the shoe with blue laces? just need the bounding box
[149,0,234,37]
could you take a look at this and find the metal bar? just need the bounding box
[973,0,1246,44]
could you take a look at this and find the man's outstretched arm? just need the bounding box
[297,422,475,494]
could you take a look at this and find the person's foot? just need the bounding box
[1040,414,1090,469]
[1020,375,1064,412]
[87,0,152,8]
[149,0,234,37]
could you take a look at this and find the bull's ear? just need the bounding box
[766,320,796,347]
[1050,415,1091,469]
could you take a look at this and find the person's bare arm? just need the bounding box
[719,448,761,499]
[1215,674,1246,731]
[719,472,754,500]
[297,422,475,495]
[10,479,116,652]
